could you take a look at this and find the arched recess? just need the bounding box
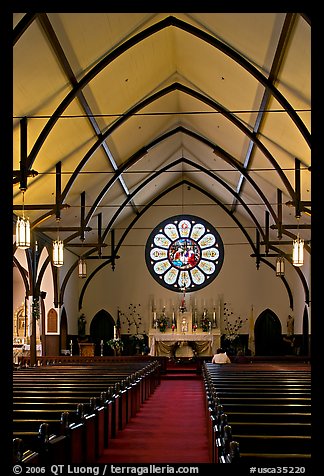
[301,305,310,356]
[60,307,68,352]
[77,178,294,310]
[89,309,115,356]
[254,308,282,356]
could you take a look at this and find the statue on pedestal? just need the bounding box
[78,313,86,337]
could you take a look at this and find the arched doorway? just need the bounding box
[60,307,68,352]
[89,309,115,355]
[254,309,282,356]
[301,305,310,356]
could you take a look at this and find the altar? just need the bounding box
[149,330,220,357]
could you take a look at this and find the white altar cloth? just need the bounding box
[149,330,220,356]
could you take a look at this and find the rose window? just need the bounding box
[145,215,224,292]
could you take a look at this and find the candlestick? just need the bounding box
[213,308,216,328]
[100,340,104,356]
[69,339,73,356]
[113,326,117,339]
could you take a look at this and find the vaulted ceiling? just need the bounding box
[13,12,311,277]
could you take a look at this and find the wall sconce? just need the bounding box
[276,256,285,276]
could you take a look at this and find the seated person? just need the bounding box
[211,347,231,364]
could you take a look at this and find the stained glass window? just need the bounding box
[145,215,224,292]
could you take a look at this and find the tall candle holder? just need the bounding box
[212,306,217,328]
[152,306,157,329]
[69,339,73,356]
[100,339,104,356]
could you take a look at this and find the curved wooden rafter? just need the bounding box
[22,15,310,172]
[77,178,296,310]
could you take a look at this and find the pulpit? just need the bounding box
[78,342,95,357]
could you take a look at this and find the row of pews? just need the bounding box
[203,361,311,463]
[13,358,161,465]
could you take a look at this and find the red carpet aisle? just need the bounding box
[96,375,210,463]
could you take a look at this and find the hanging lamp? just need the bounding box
[53,240,64,267]
[53,219,63,267]
[292,237,304,266]
[78,237,87,277]
[275,256,285,276]
[16,191,30,249]
[78,256,87,278]
[292,218,304,267]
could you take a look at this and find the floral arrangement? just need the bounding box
[201,310,211,332]
[129,334,146,353]
[223,302,248,342]
[106,337,124,353]
[156,310,168,332]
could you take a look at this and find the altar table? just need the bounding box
[149,331,220,357]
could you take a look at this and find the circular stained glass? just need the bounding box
[145,215,224,292]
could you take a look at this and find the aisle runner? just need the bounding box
[97,378,210,463]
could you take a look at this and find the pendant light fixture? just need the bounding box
[78,256,87,278]
[53,219,64,267]
[275,256,285,276]
[292,218,304,267]
[78,238,87,278]
[16,191,31,249]
[292,237,304,266]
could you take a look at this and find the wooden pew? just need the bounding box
[202,361,311,462]
[13,438,40,465]
[12,359,161,463]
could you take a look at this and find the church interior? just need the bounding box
[11,11,313,469]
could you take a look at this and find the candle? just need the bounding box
[113,326,117,339]
[100,340,103,345]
